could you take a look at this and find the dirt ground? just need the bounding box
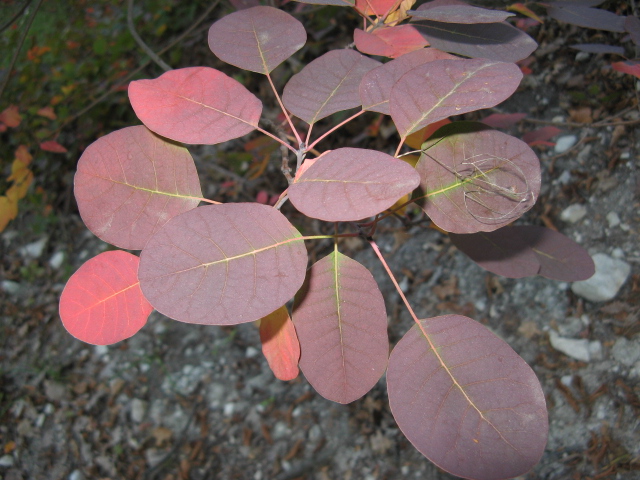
[1,5,639,480]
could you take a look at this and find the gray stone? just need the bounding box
[549,331,601,362]
[606,212,621,228]
[0,455,14,467]
[49,251,66,269]
[69,470,86,480]
[571,253,631,302]
[560,204,587,223]
[611,338,640,367]
[130,398,147,423]
[19,237,48,258]
[555,135,577,153]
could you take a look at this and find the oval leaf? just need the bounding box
[408,5,515,24]
[129,67,262,144]
[354,25,428,59]
[416,122,541,233]
[516,225,595,281]
[208,6,306,74]
[355,0,397,16]
[288,148,420,221]
[282,50,380,125]
[260,306,300,381]
[293,251,388,404]
[75,126,203,250]
[40,140,68,153]
[59,251,152,345]
[138,203,308,325]
[449,228,540,278]
[360,48,457,114]
[547,3,625,32]
[388,315,548,480]
[570,43,625,55]
[390,58,523,137]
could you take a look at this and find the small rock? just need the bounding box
[1,280,22,295]
[571,253,631,302]
[245,346,259,358]
[49,251,66,269]
[554,135,577,153]
[69,469,86,480]
[549,331,601,362]
[130,399,147,423]
[19,237,48,258]
[0,455,14,467]
[223,403,235,416]
[556,170,572,185]
[606,212,620,228]
[144,448,165,468]
[611,338,640,368]
[560,204,587,223]
[272,421,290,440]
[44,380,68,402]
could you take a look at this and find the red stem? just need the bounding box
[307,109,366,150]
[266,72,303,147]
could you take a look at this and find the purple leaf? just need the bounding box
[390,59,522,138]
[624,16,640,46]
[388,315,548,480]
[480,113,527,129]
[415,122,541,234]
[570,43,625,55]
[288,148,420,221]
[449,228,540,278]
[412,20,538,62]
[408,5,515,24]
[516,226,595,281]
[75,126,202,250]
[293,251,388,404]
[128,67,262,145]
[282,50,380,125]
[547,3,626,32]
[292,0,355,5]
[360,48,458,115]
[138,204,308,325]
[208,6,306,74]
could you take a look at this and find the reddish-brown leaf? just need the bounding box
[0,105,21,128]
[408,4,514,23]
[390,58,522,137]
[288,148,420,221]
[75,126,202,250]
[138,204,308,326]
[354,25,428,58]
[37,106,57,120]
[259,306,300,381]
[405,118,451,149]
[416,122,540,233]
[388,315,548,480]
[282,50,380,125]
[15,145,32,166]
[293,251,388,404]
[59,251,152,345]
[360,48,457,114]
[521,126,562,146]
[208,6,306,74]
[128,67,262,144]
[480,113,527,129]
[40,140,68,153]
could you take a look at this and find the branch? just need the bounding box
[127,0,172,72]
[0,0,44,102]
[0,0,30,36]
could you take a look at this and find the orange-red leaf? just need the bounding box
[37,106,57,120]
[0,105,21,128]
[356,0,397,17]
[508,2,544,24]
[15,145,32,166]
[612,60,640,79]
[40,140,68,153]
[259,306,300,381]
[59,251,152,345]
[355,25,428,58]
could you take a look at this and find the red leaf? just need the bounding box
[612,60,640,79]
[388,315,548,479]
[409,4,515,23]
[360,48,458,114]
[259,306,300,381]
[390,58,523,137]
[138,204,308,326]
[0,105,21,128]
[128,67,262,144]
[480,112,527,129]
[288,148,420,221]
[356,0,397,16]
[416,122,540,234]
[405,118,451,149]
[75,126,202,250]
[282,50,380,125]
[208,6,306,74]
[59,251,152,345]
[40,140,68,153]
[521,126,561,146]
[37,106,57,120]
[293,251,388,404]
[354,25,428,58]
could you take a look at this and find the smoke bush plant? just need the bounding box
[59,2,596,479]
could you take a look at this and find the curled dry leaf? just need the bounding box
[259,306,300,381]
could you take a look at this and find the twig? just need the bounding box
[523,116,640,128]
[0,0,30,35]
[127,0,172,72]
[0,0,44,102]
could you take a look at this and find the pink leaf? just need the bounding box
[360,48,458,114]
[354,25,428,59]
[480,113,527,129]
[355,0,397,16]
[288,148,420,221]
[282,50,380,125]
[75,126,202,250]
[408,4,515,23]
[612,60,640,79]
[521,126,562,146]
[208,6,306,74]
[128,67,262,144]
[0,105,21,128]
[40,140,68,153]
[390,58,523,137]
[388,315,548,480]
[59,251,152,345]
[293,251,388,404]
[259,306,300,381]
[416,122,540,233]
[138,204,308,326]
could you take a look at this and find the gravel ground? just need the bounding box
[1,10,640,480]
